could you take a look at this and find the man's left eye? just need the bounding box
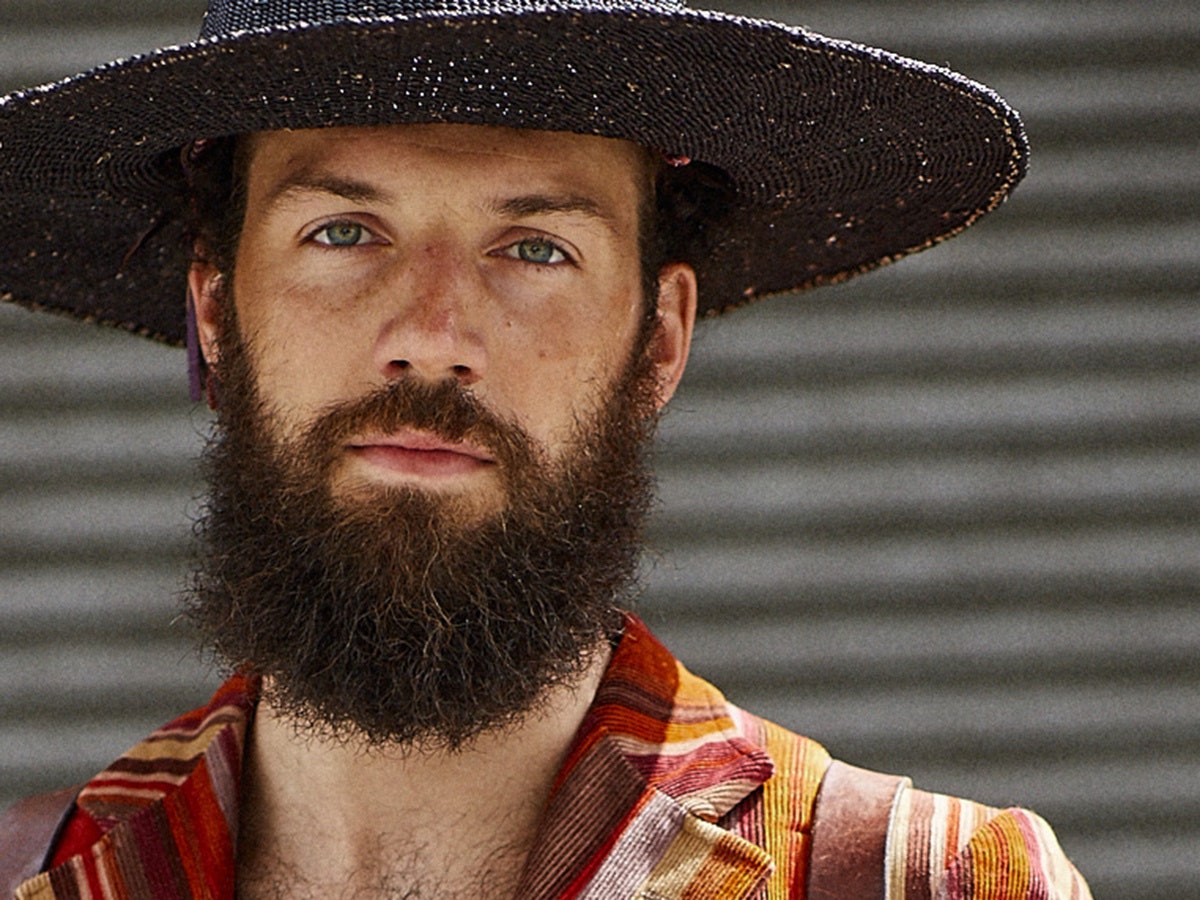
[313,223,371,246]
[505,238,568,265]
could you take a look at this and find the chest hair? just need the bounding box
[236,833,528,900]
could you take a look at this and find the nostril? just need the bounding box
[451,363,479,385]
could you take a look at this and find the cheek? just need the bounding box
[517,311,630,395]
[230,272,366,414]
[517,275,642,364]
[500,296,642,442]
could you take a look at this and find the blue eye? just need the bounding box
[314,223,368,246]
[507,238,567,265]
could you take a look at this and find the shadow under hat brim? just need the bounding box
[0,7,1027,346]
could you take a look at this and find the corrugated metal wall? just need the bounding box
[2,2,1197,896]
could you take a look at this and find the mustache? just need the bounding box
[299,377,539,474]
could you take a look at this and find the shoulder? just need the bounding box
[725,707,1091,899]
[0,674,258,893]
[0,785,80,897]
[890,785,1092,900]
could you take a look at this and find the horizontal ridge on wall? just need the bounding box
[1,2,1197,898]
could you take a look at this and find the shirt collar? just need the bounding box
[518,615,777,899]
[23,615,776,899]
[567,615,775,819]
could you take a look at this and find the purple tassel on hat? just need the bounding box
[186,285,204,403]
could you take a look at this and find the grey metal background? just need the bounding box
[2,2,1198,896]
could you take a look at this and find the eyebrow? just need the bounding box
[258,173,620,234]
[491,193,615,226]
[258,172,395,214]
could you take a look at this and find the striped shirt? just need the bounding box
[15,616,1090,899]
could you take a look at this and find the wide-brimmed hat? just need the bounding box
[0,0,1026,345]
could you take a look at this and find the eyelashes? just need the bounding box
[496,237,573,266]
[306,220,577,267]
[308,220,381,247]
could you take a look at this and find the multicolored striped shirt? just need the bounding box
[13,616,1090,899]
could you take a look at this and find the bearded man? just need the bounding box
[0,1,1091,898]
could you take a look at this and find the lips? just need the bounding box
[346,429,495,479]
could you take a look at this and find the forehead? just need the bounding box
[240,123,656,209]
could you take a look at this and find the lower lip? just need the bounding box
[350,445,492,479]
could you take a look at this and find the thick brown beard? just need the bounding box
[187,298,662,750]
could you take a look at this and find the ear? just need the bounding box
[649,262,697,410]
[187,258,225,369]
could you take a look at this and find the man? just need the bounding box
[0,0,1091,897]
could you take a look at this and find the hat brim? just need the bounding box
[0,8,1026,345]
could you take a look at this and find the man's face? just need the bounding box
[195,123,694,523]
[186,124,696,746]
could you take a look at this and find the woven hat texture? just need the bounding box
[0,0,1027,345]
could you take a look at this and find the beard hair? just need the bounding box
[186,293,663,750]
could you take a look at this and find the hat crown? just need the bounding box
[200,0,685,39]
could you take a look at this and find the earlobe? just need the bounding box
[650,262,698,409]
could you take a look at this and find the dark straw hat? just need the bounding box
[0,0,1027,345]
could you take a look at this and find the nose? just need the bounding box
[372,244,487,386]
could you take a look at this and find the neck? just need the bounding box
[236,642,612,899]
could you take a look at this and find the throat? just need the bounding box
[235,646,613,900]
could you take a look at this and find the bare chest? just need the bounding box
[236,829,529,900]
